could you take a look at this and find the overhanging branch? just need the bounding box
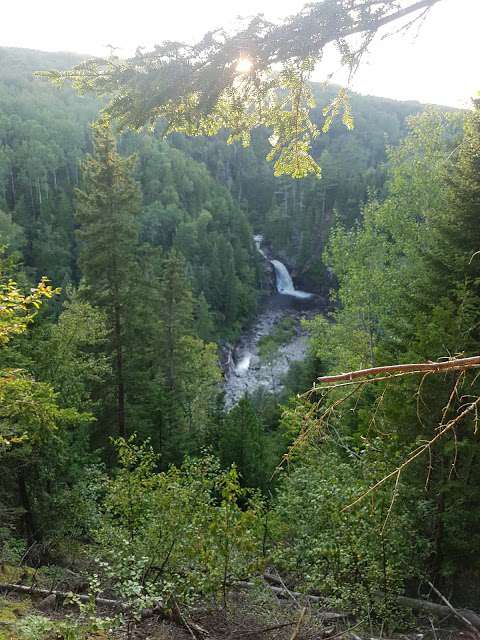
[317,355,480,384]
[361,0,442,33]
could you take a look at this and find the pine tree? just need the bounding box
[430,101,480,301]
[75,120,141,437]
[152,250,221,464]
[219,397,269,489]
[157,250,193,390]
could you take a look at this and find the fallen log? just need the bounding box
[0,582,127,610]
[234,580,348,621]
[241,576,480,630]
[427,580,480,635]
[0,582,209,635]
[381,593,480,630]
[4,579,479,633]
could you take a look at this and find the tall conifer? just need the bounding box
[75,121,141,437]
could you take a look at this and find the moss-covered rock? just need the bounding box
[0,562,37,589]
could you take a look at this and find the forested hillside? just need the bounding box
[1,43,479,640]
[173,86,424,288]
[0,48,423,293]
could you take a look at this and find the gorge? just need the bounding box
[224,235,321,407]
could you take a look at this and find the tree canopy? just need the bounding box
[43,0,443,177]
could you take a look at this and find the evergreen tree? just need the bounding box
[219,397,270,490]
[154,250,221,463]
[157,250,194,389]
[75,120,141,437]
[299,108,480,600]
[428,100,480,303]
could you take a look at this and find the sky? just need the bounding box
[1,0,478,108]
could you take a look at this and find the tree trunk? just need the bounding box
[113,301,126,438]
[17,470,36,546]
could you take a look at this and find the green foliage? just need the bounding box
[0,210,25,254]
[0,596,32,640]
[15,614,111,640]
[94,438,265,611]
[33,289,110,410]
[75,120,141,310]
[258,318,297,362]
[129,135,260,335]
[42,1,433,177]
[137,249,223,462]
[219,397,281,491]
[3,44,480,624]
[0,370,84,449]
[310,108,462,374]
[75,119,142,438]
[14,577,116,640]
[0,272,58,349]
[290,106,480,606]
[0,257,77,451]
[0,48,98,282]
[178,84,423,292]
[274,445,428,625]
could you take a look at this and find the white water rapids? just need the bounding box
[270,260,313,299]
[253,235,313,299]
[224,235,319,407]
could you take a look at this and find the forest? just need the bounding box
[1,3,480,637]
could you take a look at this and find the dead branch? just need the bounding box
[345,396,480,510]
[427,581,480,636]
[288,606,306,640]
[317,355,480,385]
[362,0,441,32]
[227,621,296,638]
[172,600,209,639]
[268,570,300,607]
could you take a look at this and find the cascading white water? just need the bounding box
[254,234,313,299]
[224,235,319,406]
[235,353,252,375]
[253,234,267,259]
[270,259,313,299]
[270,259,295,293]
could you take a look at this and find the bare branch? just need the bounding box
[427,581,480,636]
[344,395,480,510]
[317,355,480,385]
[361,0,442,32]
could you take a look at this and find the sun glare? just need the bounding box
[235,56,253,74]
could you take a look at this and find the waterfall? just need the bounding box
[270,259,295,293]
[254,234,313,299]
[270,259,313,299]
[223,234,321,406]
[253,234,267,259]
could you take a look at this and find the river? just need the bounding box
[223,236,324,408]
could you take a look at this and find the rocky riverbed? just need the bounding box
[223,234,326,409]
[223,294,322,408]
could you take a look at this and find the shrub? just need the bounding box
[95,437,266,613]
[273,444,430,626]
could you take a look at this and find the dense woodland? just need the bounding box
[1,42,480,640]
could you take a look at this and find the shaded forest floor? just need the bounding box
[1,588,474,640]
[1,562,477,640]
